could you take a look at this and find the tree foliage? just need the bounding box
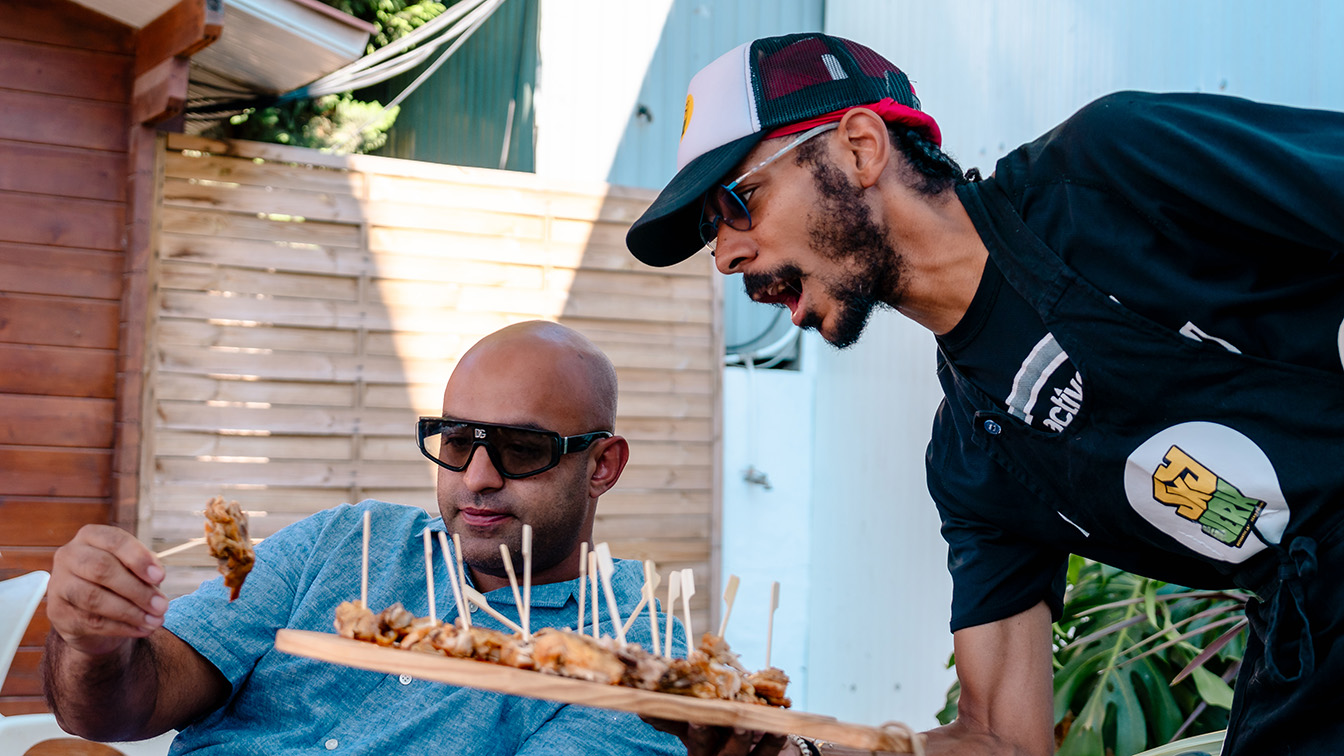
[938,557,1247,755]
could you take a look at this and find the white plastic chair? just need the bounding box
[0,571,50,686]
[0,571,176,755]
[0,713,176,756]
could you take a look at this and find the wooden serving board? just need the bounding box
[275,629,920,753]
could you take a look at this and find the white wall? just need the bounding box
[803,313,953,730]
[720,360,817,709]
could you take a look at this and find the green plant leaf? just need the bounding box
[1190,666,1235,710]
[1127,658,1183,744]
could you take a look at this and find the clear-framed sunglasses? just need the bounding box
[416,417,611,479]
[698,122,840,250]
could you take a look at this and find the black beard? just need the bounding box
[803,159,904,349]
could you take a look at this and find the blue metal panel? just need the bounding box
[607,0,826,190]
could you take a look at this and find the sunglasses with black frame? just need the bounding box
[416,417,613,479]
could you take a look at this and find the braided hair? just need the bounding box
[793,123,981,197]
[889,126,980,196]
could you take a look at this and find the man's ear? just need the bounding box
[835,107,891,189]
[587,435,630,498]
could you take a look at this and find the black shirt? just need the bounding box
[931,91,1344,631]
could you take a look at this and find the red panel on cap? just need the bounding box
[760,38,837,100]
[764,98,943,146]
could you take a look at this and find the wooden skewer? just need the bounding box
[452,532,471,628]
[521,524,532,640]
[663,570,681,658]
[463,586,526,635]
[422,528,437,625]
[588,550,600,639]
[156,536,262,559]
[436,532,466,625]
[361,510,371,608]
[155,537,205,558]
[765,580,780,669]
[680,568,696,643]
[577,542,588,635]
[594,542,626,646]
[620,567,662,636]
[499,544,527,641]
[644,560,660,656]
[717,574,740,639]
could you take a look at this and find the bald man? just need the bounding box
[42,321,687,756]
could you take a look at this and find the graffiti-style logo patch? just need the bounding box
[1152,445,1264,548]
[1124,422,1289,563]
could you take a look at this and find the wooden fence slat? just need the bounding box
[156,319,360,355]
[164,150,364,195]
[154,373,356,406]
[366,226,712,278]
[155,430,354,461]
[160,233,369,276]
[161,208,362,248]
[159,262,361,302]
[161,177,364,224]
[368,174,657,225]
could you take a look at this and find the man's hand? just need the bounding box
[644,719,792,756]
[47,524,169,658]
[43,525,229,742]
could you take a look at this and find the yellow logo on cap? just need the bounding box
[681,95,693,141]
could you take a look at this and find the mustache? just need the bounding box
[742,264,804,300]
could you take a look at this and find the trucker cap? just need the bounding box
[626,32,940,268]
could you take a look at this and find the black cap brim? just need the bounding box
[626,132,763,268]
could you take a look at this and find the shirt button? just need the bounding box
[399,674,412,685]
[983,419,1002,435]
[469,604,478,613]
[324,739,338,750]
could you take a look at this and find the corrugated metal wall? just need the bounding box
[361,0,539,171]
[802,0,1344,730]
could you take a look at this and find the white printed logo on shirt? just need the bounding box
[1124,422,1289,563]
[1337,317,1344,371]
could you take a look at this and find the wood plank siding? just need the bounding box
[0,0,136,715]
[148,134,720,637]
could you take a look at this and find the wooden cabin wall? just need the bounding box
[0,0,136,716]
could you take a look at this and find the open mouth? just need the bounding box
[745,271,804,317]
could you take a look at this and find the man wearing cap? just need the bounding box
[627,32,1344,756]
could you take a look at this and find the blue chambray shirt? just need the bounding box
[163,500,689,755]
